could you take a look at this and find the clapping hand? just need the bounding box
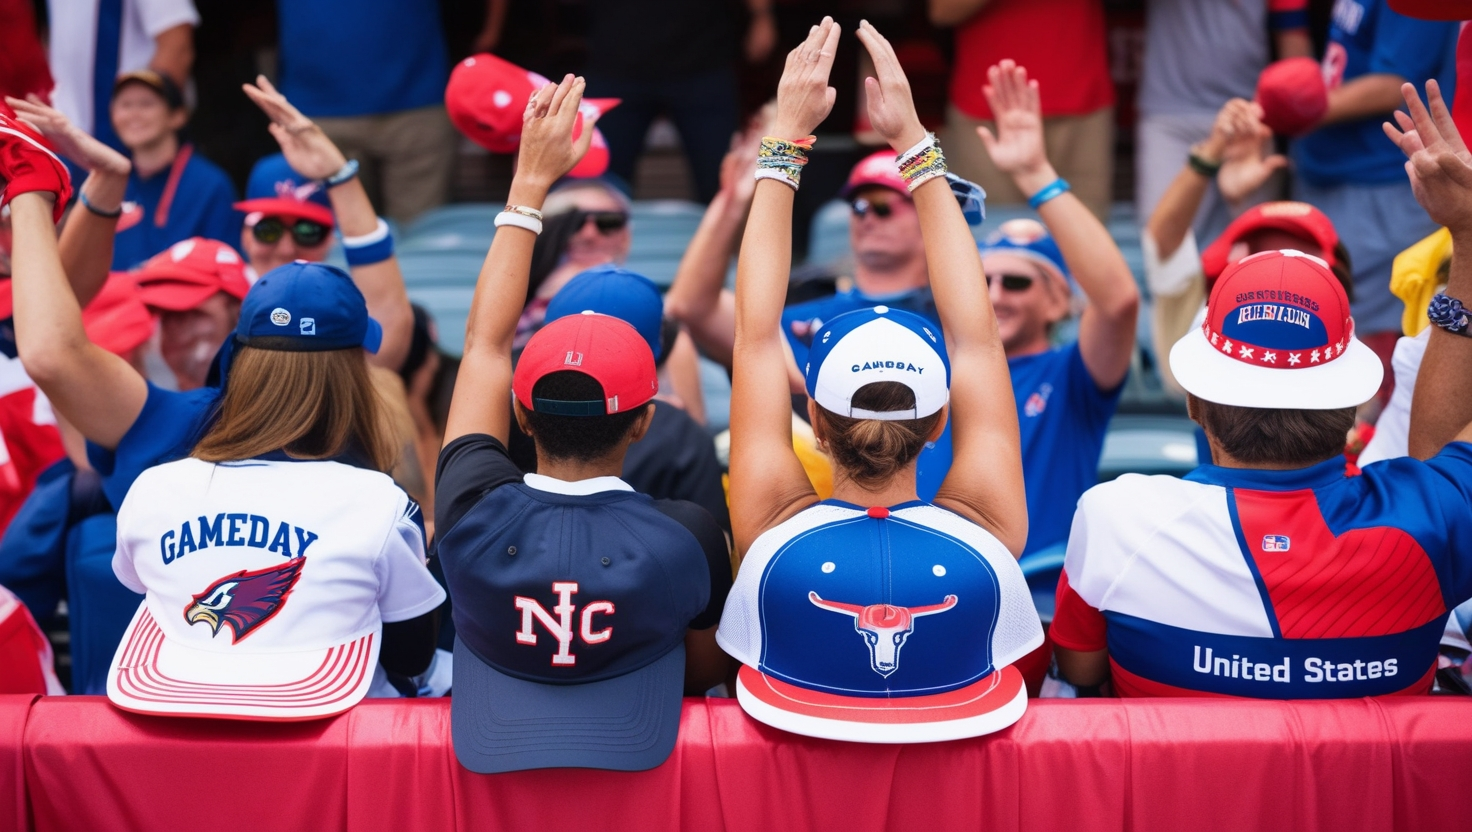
[6,95,130,177]
[977,61,1054,194]
[854,20,927,153]
[1383,79,1472,234]
[770,17,840,140]
[1216,101,1287,205]
[515,74,598,190]
[242,75,348,181]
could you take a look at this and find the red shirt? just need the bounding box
[948,0,1115,120]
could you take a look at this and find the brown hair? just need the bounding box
[812,382,944,487]
[192,346,397,471]
[1188,395,1354,467]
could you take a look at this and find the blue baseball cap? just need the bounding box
[978,219,1071,287]
[446,486,710,773]
[804,306,950,421]
[544,265,664,360]
[716,503,1043,742]
[236,261,382,353]
[235,153,335,228]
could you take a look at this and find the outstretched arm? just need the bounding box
[978,60,1138,391]
[858,24,1026,554]
[8,95,132,306]
[10,191,147,449]
[443,75,596,447]
[1383,80,1472,458]
[728,18,840,553]
[243,77,413,371]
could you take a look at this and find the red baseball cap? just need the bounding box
[841,150,905,197]
[1255,57,1328,137]
[1387,0,1472,19]
[1170,250,1382,410]
[513,312,657,416]
[446,53,619,176]
[82,272,155,356]
[1200,201,1338,289]
[233,154,336,229]
[133,238,252,312]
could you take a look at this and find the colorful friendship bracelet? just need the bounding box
[897,133,948,192]
[1428,293,1471,337]
[756,135,816,190]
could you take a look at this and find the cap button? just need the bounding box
[873,305,889,314]
[867,506,890,519]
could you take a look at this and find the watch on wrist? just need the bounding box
[325,159,360,188]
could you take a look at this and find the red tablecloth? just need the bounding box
[3,695,1470,831]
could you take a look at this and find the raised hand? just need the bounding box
[1384,79,1472,233]
[854,20,927,152]
[514,74,597,190]
[242,75,348,180]
[977,61,1053,194]
[6,95,130,177]
[1217,102,1287,205]
[770,17,840,140]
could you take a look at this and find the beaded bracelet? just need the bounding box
[755,135,815,190]
[1428,293,1471,337]
[897,133,948,192]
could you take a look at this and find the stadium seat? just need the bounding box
[396,249,488,288]
[1019,543,1066,623]
[698,358,731,435]
[405,284,475,356]
[1097,413,1200,482]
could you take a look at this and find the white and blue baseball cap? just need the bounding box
[805,306,950,421]
[717,503,1043,743]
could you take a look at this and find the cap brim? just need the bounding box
[734,663,1026,744]
[235,199,336,229]
[1169,324,1384,409]
[363,317,383,354]
[451,636,685,773]
[107,601,378,721]
[136,279,218,312]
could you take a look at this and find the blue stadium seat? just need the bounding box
[1097,414,1200,482]
[396,249,487,288]
[405,285,475,356]
[1019,543,1066,623]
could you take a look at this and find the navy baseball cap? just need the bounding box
[447,490,708,773]
[805,306,950,421]
[544,265,664,360]
[717,503,1043,742]
[236,261,382,353]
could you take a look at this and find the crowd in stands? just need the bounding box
[0,0,1469,776]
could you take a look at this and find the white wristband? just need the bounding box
[341,217,390,248]
[494,211,543,235]
[897,132,937,163]
[754,169,799,190]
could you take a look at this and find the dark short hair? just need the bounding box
[1189,395,1354,467]
[521,371,648,461]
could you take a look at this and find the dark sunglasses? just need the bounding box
[251,216,331,247]
[573,210,629,234]
[986,273,1036,292]
[850,197,898,219]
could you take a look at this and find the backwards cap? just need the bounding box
[134,238,252,312]
[544,265,664,360]
[1200,201,1338,289]
[805,306,949,421]
[234,154,335,228]
[1169,249,1382,410]
[513,312,657,416]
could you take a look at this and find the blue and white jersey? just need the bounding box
[1051,445,1472,698]
[719,501,1041,700]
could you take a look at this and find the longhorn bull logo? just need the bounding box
[808,591,957,677]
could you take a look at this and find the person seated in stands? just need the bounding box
[96,71,238,271]
[131,237,249,390]
[508,265,730,530]
[234,153,336,275]
[434,74,730,773]
[716,19,1042,742]
[1051,81,1472,699]
[666,59,1138,557]
[518,177,709,422]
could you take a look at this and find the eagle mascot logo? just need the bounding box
[183,559,305,643]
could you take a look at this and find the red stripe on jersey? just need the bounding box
[1109,658,1436,698]
[1049,569,1108,652]
[1233,489,1445,639]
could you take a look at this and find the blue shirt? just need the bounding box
[917,344,1123,556]
[87,382,220,510]
[1292,0,1458,186]
[276,0,449,118]
[111,147,240,271]
[782,287,940,374]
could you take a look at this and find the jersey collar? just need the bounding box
[1183,455,1347,491]
[523,473,635,496]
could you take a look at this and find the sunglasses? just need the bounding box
[573,210,629,234]
[850,197,901,219]
[251,216,331,247]
[986,273,1036,292]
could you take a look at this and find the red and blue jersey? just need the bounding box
[1051,444,1472,698]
